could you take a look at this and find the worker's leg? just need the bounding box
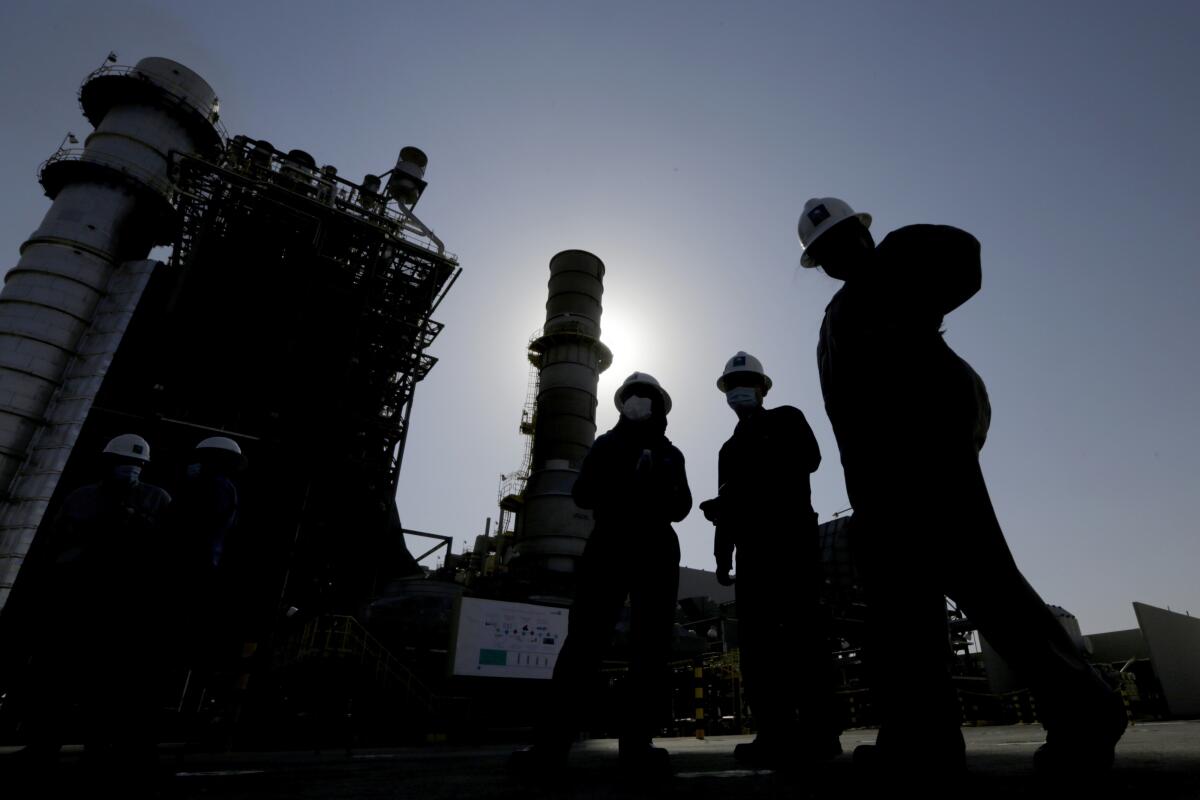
[625,533,680,748]
[943,458,1124,751]
[537,533,630,749]
[851,505,965,763]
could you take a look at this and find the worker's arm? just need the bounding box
[571,435,608,511]
[712,447,735,581]
[876,224,982,318]
[784,406,822,475]
[655,444,693,524]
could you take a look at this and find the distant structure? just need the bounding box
[0,57,459,619]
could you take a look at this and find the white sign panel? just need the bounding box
[450,597,569,679]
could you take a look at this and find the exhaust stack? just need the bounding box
[516,250,613,577]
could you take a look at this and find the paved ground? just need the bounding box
[2,721,1198,798]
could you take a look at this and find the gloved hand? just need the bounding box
[699,497,721,524]
[635,448,654,479]
[717,567,735,587]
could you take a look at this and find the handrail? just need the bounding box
[39,147,176,200]
[214,139,458,260]
[82,63,228,142]
[286,614,439,715]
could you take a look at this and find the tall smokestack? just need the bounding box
[517,250,612,578]
[0,57,221,610]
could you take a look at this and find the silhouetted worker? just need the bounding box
[699,351,840,768]
[168,437,245,684]
[512,372,692,773]
[16,434,172,769]
[796,197,1126,775]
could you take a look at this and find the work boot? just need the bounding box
[1034,689,1127,775]
[2,745,60,778]
[734,735,842,769]
[618,739,670,775]
[507,743,569,775]
[853,741,967,778]
[1033,740,1116,773]
[852,744,965,799]
[733,740,778,769]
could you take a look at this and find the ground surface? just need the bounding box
[2,721,1198,798]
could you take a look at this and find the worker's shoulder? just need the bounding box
[61,482,104,508]
[660,435,685,458]
[591,428,618,447]
[66,481,104,497]
[134,481,172,506]
[878,224,980,257]
[585,428,622,459]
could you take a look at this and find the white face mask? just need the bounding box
[725,387,759,412]
[112,464,143,484]
[621,396,654,422]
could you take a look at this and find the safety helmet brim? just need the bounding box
[102,434,152,463]
[614,373,673,414]
[716,371,773,394]
[800,212,872,267]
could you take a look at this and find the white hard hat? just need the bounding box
[195,436,247,469]
[614,372,672,414]
[717,351,772,393]
[103,433,151,462]
[798,197,872,268]
[196,436,242,456]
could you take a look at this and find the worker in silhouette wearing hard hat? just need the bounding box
[796,197,1126,776]
[511,372,692,774]
[173,437,244,579]
[699,352,840,769]
[166,437,246,704]
[14,434,172,770]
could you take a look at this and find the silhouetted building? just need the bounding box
[1,58,459,644]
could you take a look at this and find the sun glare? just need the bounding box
[596,306,667,426]
[599,309,646,383]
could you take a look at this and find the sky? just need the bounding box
[1,0,1198,635]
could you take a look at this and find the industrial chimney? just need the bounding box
[0,57,221,610]
[515,251,613,580]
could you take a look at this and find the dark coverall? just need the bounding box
[168,465,240,674]
[712,406,839,747]
[817,224,1120,756]
[22,477,172,756]
[540,415,692,748]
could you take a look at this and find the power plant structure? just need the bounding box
[0,56,458,645]
[1,55,1187,753]
[503,250,612,596]
[0,58,225,610]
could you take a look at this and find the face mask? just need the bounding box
[621,396,654,422]
[112,464,142,484]
[725,387,759,412]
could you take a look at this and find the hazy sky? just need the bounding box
[2,1,1197,635]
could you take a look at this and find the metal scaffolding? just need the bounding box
[167,138,459,495]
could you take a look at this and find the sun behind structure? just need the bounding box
[597,307,660,420]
